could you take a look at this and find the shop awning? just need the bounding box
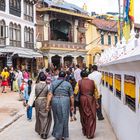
[0,46,43,58]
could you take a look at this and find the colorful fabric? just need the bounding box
[1,80,8,86]
[1,71,9,79]
[123,22,131,43]
[124,0,130,23]
[129,0,134,21]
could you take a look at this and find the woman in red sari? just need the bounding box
[75,70,99,139]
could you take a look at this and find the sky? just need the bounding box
[65,0,140,23]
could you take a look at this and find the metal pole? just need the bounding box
[118,0,122,42]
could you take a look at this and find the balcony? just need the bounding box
[0,4,5,11]
[42,40,86,50]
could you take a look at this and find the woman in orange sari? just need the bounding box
[75,70,99,139]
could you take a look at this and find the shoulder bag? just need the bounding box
[32,84,47,107]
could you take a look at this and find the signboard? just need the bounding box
[7,55,12,67]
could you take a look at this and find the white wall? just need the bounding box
[101,70,140,140]
[0,0,36,48]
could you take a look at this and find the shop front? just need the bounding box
[0,46,43,76]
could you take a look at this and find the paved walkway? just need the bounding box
[0,90,23,123]
[0,108,118,140]
[0,88,118,140]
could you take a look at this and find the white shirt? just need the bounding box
[88,71,102,95]
[28,85,36,106]
[74,68,82,82]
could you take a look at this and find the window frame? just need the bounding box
[0,0,5,11]
[0,20,6,45]
[108,33,111,45]
[101,32,104,45]
[9,22,21,47]
[115,34,118,45]
[24,1,34,22]
[9,0,21,17]
[24,27,34,49]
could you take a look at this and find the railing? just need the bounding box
[24,42,34,49]
[0,38,6,46]
[10,40,21,47]
[42,40,86,50]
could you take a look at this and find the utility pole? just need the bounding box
[118,0,122,42]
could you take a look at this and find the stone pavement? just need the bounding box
[0,89,24,132]
[0,88,118,140]
[0,108,118,140]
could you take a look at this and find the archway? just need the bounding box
[64,55,73,67]
[76,56,84,67]
[51,55,61,68]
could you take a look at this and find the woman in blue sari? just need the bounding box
[46,71,74,140]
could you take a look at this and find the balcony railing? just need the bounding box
[42,40,86,50]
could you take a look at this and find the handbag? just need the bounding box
[32,84,46,107]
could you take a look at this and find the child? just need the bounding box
[23,79,33,121]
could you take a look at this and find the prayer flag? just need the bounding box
[123,22,131,43]
[129,0,134,22]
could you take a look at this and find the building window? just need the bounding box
[115,74,121,99]
[24,1,34,22]
[115,35,118,45]
[0,20,6,45]
[108,34,111,45]
[124,75,136,111]
[24,27,34,49]
[9,22,21,47]
[0,0,5,11]
[9,0,21,17]
[101,33,104,45]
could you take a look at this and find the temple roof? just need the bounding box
[43,0,87,14]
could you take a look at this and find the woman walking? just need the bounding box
[75,70,99,139]
[47,71,74,140]
[1,67,9,93]
[28,72,52,139]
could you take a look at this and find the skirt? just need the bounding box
[1,80,9,86]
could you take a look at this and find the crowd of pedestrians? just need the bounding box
[0,64,104,140]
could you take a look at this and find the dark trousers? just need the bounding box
[96,95,104,119]
[70,101,78,117]
[10,80,13,91]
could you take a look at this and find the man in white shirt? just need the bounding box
[74,64,82,82]
[88,64,104,120]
